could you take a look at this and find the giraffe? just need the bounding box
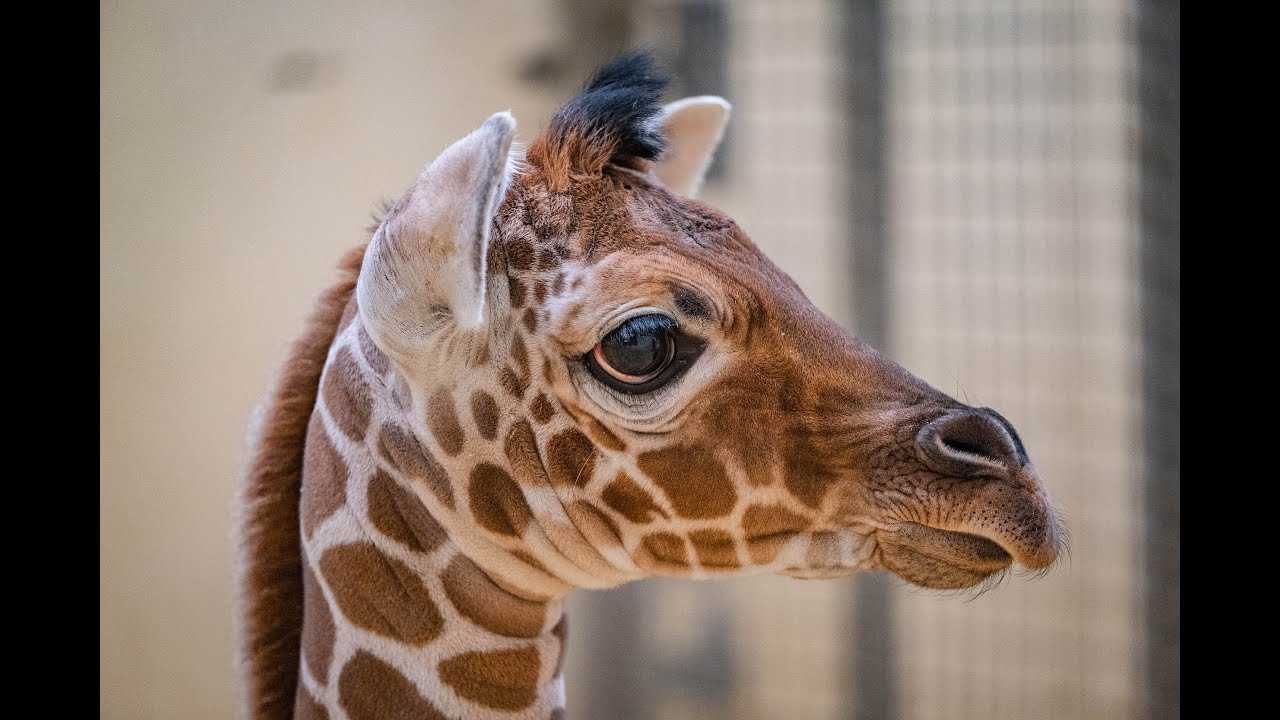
[236,53,1062,720]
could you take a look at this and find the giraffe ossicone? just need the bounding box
[237,51,1063,720]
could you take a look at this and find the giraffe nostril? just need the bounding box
[917,409,1026,475]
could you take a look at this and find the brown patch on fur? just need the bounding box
[530,392,556,424]
[542,357,555,385]
[320,543,443,644]
[508,276,527,308]
[500,366,528,400]
[637,444,737,519]
[511,334,530,379]
[578,414,627,452]
[470,390,500,441]
[547,429,597,487]
[300,564,335,683]
[339,651,448,720]
[322,346,372,442]
[470,463,533,537]
[551,614,569,678]
[391,375,412,410]
[533,279,547,304]
[300,413,347,537]
[689,529,741,569]
[377,424,455,510]
[426,389,465,456]
[743,504,809,564]
[356,325,389,376]
[438,647,541,711]
[522,308,538,333]
[513,549,553,575]
[551,272,566,297]
[441,555,547,638]
[237,242,363,720]
[602,471,669,524]
[293,689,328,720]
[504,420,549,487]
[639,532,689,568]
[507,236,534,272]
[366,469,445,553]
[536,247,557,271]
[569,500,625,549]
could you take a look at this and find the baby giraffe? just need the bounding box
[236,53,1061,720]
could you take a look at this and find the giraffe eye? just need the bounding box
[584,314,703,394]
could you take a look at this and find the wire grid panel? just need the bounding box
[886,1,1141,719]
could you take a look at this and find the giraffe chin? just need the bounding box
[876,523,1015,590]
[780,566,862,580]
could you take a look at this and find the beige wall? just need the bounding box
[101,2,564,716]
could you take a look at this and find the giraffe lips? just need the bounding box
[886,523,1014,574]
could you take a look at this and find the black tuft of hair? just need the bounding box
[540,50,670,171]
[573,51,669,160]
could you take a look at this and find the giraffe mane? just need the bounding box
[233,244,365,720]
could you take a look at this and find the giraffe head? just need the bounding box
[357,53,1061,594]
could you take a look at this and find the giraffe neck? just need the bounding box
[295,303,573,719]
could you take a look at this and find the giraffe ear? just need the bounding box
[358,112,517,357]
[651,96,730,198]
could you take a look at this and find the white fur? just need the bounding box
[652,96,731,197]
[358,112,518,363]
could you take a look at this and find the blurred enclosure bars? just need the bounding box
[538,1,1179,719]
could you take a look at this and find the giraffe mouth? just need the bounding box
[875,523,1014,589]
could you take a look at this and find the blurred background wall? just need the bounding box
[100,1,1179,719]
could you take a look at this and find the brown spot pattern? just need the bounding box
[322,347,372,442]
[357,325,390,375]
[511,334,530,379]
[743,504,810,564]
[377,424,455,509]
[438,647,541,711]
[637,444,737,519]
[301,564,335,682]
[504,420,549,487]
[579,414,627,452]
[294,687,329,720]
[602,471,669,524]
[426,389,465,457]
[320,543,443,644]
[530,392,556,424]
[301,413,346,537]
[508,276,527,308]
[690,529,741,569]
[339,651,448,720]
[640,532,689,567]
[569,501,625,549]
[533,280,547,303]
[366,469,446,553]
[441,555,547,638]
[500,366,528,400]
[513,549,553,575]
[391,375,412,410]
[547,429,597,487]
[522,308,538,333]
[507,237,534,271]
[470,463,533,537]
[470,390,499,441]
